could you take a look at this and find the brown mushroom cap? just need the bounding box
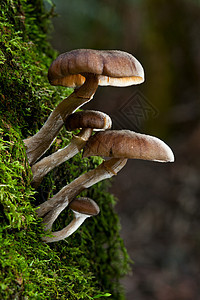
[65,110,112,131]
[48,49,144,88]
[69,197,100,216]
[83,130,174,163]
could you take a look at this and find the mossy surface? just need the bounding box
[0,1,130,299]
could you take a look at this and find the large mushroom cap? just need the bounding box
[48,49,144,88]
[65,110,112,131]
[69,197,100,216]
[83,130,174,163]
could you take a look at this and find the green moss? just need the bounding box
[0,0,130,299]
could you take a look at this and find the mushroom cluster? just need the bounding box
[24,49,174,243]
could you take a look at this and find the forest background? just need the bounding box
[1,0,200,299]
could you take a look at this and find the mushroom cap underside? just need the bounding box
[83,130,175,163]
[48,49,144,88]
[69,197,100,216]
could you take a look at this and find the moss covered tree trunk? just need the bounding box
[0,1,130,299]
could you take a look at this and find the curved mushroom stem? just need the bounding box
[36,158,127,229]
[42,211,90,243]
[23,74,98,165]
[31,128,93,188]
[42,201,69,232]
[42,197,100,242]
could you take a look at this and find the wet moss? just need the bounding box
[0,1,130,299]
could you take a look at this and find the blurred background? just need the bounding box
[47,0,200,299]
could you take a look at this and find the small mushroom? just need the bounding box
[36,130,174,229]
[42,197,100,243]
[31,110,112,187]
[23,49,144,165]
[36,157,126,227]
[65,110,112,132]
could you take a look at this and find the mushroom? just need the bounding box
[36,130,174,230]
[31,110,112,187]
[42,197,100,243]
[23,49,144,165]
[83,130,175,162]
[65,110,112,132]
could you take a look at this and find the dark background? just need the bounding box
[47,0,200,299]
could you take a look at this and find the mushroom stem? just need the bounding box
[23,74,98,165]
[31,128,93,188]
[42,201,69,231]
[36,158,127,227]
[42,212,89,243]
